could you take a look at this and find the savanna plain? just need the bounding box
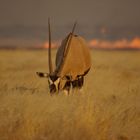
[0,49,139,140]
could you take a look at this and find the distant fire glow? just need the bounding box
[43,41,59,48]
[43,37,140,49]
[88,37,140,49]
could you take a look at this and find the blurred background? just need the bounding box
[0,2,140,140]
[0,0,140,49]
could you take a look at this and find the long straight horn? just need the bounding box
[64,22,77,57]
[71,22,77,35]
[48,18,53,74]
[58,22,77,76]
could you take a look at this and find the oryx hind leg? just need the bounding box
[77,76,84,89]
[72,76,84,89]
[36,72,48,78]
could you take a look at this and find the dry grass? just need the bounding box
[0,49,140,140]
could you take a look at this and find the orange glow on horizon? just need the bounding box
[130,37,140,48]
[43,37,140,49]
[89,37,140,49]
[43,41,59,49]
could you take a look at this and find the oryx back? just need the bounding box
[55,33,91,80]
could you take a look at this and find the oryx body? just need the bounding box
[56,34,91,80]
[36,20,91,95]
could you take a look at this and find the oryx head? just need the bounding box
[36,19,77,94]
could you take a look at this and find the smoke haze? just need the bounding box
[0,0,140,48]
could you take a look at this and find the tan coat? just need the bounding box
[55,33,91,80]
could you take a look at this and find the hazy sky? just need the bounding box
[0,0,140,27]
[0,0,140,44]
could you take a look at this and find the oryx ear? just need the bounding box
[36,72,49,78]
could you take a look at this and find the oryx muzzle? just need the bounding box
[36,19,91,95]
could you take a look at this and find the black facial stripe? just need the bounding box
[50,75,58,82]
[50,84,56,93]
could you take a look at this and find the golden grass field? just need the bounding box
[0,49,139,140]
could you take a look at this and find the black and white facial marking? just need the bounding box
[47,75,60,94]
[36,72,60,94]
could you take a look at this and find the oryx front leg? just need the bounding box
[63,81,71,95]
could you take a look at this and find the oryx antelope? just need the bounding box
[36,19,91,95]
